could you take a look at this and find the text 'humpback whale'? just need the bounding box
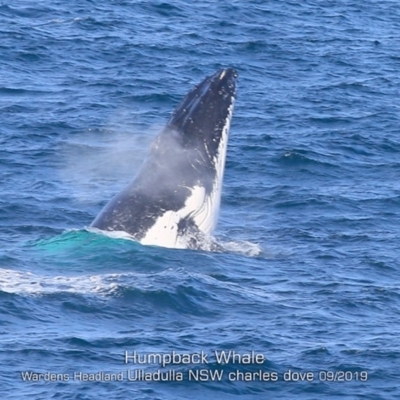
[91,68,238,249]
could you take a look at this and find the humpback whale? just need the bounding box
[91,68,237,249]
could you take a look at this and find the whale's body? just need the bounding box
[91,68,237,249]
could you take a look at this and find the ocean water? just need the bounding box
[1,0,400,399]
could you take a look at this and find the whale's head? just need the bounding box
[167,68,237,160]
[154,68,238,192]
[91,68,238,249]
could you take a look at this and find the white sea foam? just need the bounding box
[0,268,122,296]
[86,226,136,241]
[217,240,262,257]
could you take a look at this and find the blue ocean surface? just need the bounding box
[1,1,400,399]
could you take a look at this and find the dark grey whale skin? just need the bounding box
[91,68,237,243]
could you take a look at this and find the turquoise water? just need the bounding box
[1,1,400,399]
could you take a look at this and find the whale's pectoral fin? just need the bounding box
[176,216,199,248]
[176,216,221,251]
